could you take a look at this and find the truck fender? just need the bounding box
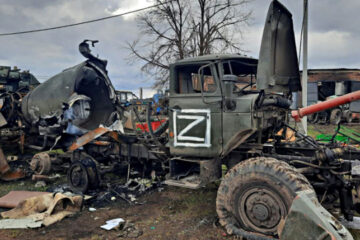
[221,129,256,158]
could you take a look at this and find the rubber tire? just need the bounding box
[67,162,90,193]
[330,109,341,125]
[216,157,313,237]
[308,113,319,123]
[344,110,353,123]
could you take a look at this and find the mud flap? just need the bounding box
[278,190,353,240]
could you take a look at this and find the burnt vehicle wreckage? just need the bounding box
[1,0,360,239]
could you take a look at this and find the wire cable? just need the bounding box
[0,0,174,37]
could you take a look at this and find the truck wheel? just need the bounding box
[67,162,89,193]
[343,110,353,123]
[330,109,341,125]
[216,157,313,237]
[67,158,99,193]
[308,113,319,123]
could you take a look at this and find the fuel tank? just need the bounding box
[21,40,118,134]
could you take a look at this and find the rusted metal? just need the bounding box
[0,147,25,181]
[292,90,360,121]
[0,148,10,174]
[68,127,110,152]
[0,191,48,208]
[30,152,52,175]
[0,169,25,181]
[32,174,50,181]
[93,140,111,146]
[108,131,119,142]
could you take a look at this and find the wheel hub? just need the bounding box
[71,167,83,186]
[69,165,88,189]
[252,203,269,221]
[238,187,287,234]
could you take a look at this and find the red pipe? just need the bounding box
[291,90,360,122]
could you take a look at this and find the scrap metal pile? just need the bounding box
[1,1,360,239]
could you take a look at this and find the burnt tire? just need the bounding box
[330,109,341,125]
[216,157,313,237]
[67,158,99,193]
[67,162,89,193]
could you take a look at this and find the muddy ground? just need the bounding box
[0,184,232,240]
[0,123,360,239]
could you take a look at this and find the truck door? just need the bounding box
[169,62,222,158]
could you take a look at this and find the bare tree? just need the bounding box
[128,0,252,88]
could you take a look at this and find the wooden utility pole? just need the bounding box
[302,0,308,135]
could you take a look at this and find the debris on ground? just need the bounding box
[0,148,26,181]
[0,191,49,208]
[34,181,46,188]
[0,218,42,229]
[100,218,143,238]
[1,192,83,227]
[46,183,73,193]
[31,174,61,182]
[88,207,96,212]
[117,221,143,238]
[111,178,161,203]
[90,178,162,208]
[100,218,125,230]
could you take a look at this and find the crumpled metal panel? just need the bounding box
[257,0,301,94]
[279,190,353,240]
[21,61,117,132]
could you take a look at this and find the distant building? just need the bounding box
[296,68,360,112]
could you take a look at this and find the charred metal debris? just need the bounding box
[1,1,360,239]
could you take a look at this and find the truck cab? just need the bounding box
[166,54,293,188]
[166,0,301,188]
[169,55,259,158]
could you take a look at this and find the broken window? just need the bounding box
[221,60,257,91]
[175,64,217,94]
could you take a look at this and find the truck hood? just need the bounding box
[256,0,301,94]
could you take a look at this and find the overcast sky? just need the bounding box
[0,0,359,97]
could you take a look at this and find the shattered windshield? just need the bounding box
[221,60,257,92]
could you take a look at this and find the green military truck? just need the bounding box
[62,1,358,239]
[0,1,357,239]
[67,1,357,239]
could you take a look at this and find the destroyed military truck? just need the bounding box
[124,1,360,239]
[0,1,360,239]
[62,1,359,239]
[0,39,123,181]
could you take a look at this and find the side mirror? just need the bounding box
[195,63,220,105]
[222,75,237,110]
